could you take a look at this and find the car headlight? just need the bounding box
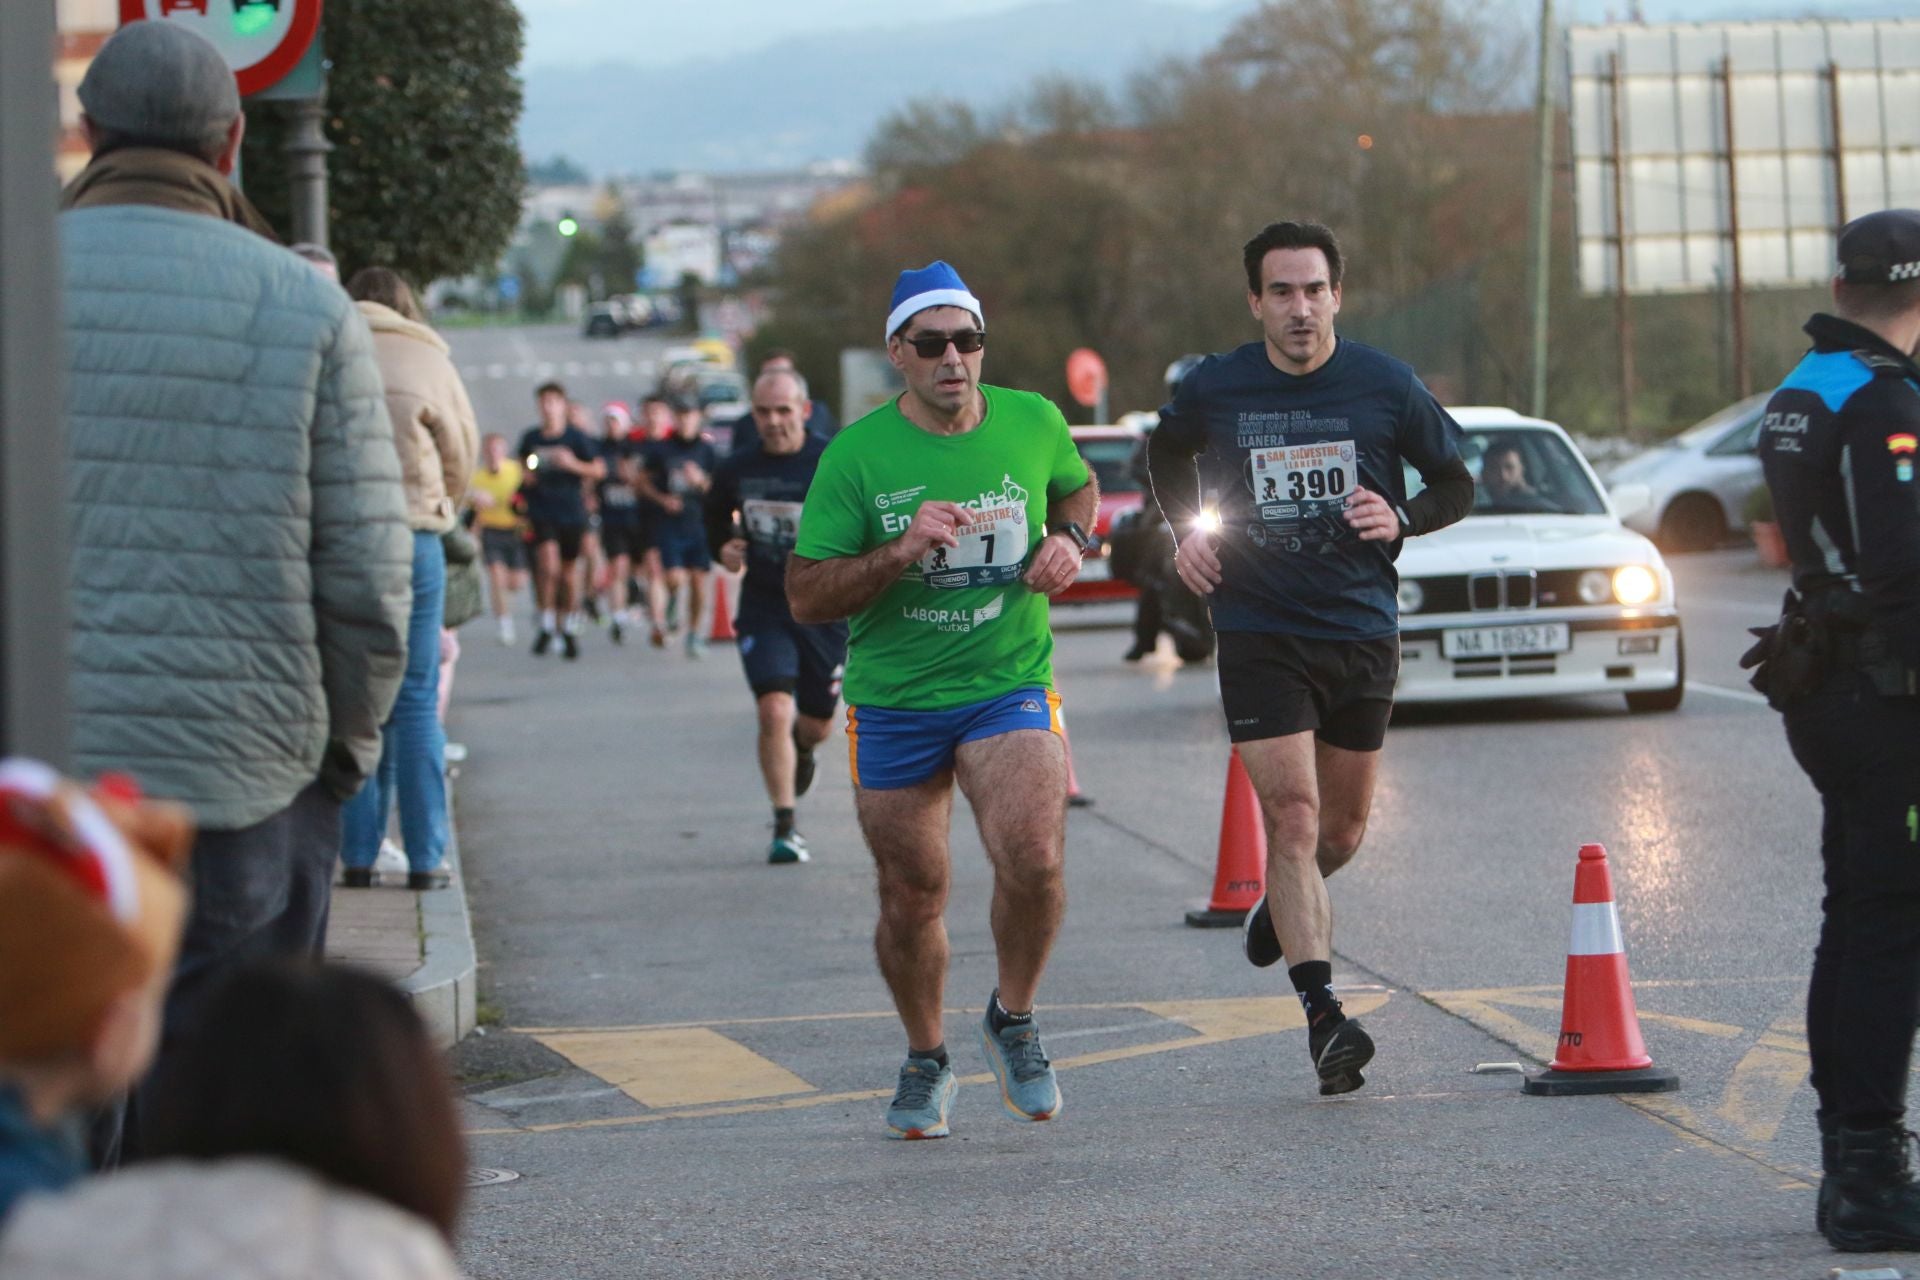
[1612,565,1658,606]
[1397,580,1424,614]
[1578,570,1611,605]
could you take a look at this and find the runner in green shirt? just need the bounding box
[788,261,1097,1140]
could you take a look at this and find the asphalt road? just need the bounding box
[441,325,1889,1279]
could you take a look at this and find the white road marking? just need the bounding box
[487,363,506,379]
[612,360,634,376]
[1686,680,1769,707]
[563,361,583,376]
[535,362,555,377]
[586,362,606,376]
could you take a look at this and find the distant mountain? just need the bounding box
[519,0,1253,176]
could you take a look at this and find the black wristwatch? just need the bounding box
[1048,520,1090,554]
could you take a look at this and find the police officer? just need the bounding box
[1756,208,1920,1252]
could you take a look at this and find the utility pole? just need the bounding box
[284,84,332,248]
[0,0,71,765]
[1527,0,1555,419]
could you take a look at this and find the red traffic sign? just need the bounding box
[119,0,323,98]
[1066,348,1108,409]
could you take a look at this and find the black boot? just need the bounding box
[1828,1124,1920,1251]
[1818,1114,1839,1234]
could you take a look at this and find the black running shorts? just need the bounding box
[530,520,586,562]
[1216,630,1399,751]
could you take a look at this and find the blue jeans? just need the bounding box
[342,530,448,873]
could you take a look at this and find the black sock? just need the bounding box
[988,989,1032,1033]
[773,807,795,838]
[909,1042,949,1068]
[1288,960,1344,1027]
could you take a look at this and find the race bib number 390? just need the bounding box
[742,499,804,551]
[918,505,1028,589]
[1252,441,1354,522]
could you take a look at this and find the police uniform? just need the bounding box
[1754,208,1920,1251]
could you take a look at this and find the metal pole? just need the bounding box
[1608,51,1634,438]
[0,0,71,766]
[284,83,332,249]
[1527,0,1556,419]
[1826,61,1849,229]
[1721,57,1750,400]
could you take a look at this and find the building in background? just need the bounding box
[54,0,115,181]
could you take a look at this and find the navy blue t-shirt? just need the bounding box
[644,435,720,538]
[516,425,599,527]
[595,437,644,529]
[1157,339,1463,639]
[709,435,837,629]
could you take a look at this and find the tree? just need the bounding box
[241,0,526,285]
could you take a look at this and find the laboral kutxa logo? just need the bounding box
[901,593,1004,633]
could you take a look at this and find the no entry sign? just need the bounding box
[118,0,323,98]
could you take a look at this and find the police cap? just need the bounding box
[1836,209,1920,284]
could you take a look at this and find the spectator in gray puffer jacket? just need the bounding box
[58,21,412,1159]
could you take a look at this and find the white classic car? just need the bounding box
[1394,408,1684,712]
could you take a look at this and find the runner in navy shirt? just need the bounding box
[1148,221,1473,1097]
[707,369,848,865]
[515,381,605,659]
[639,402,720,658]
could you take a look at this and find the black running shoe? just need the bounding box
[532,630,553,657]
[793,737,817,798]
[561,632,580,661]
[1309,1015,1374,1096]
[1242,896,1282,968]
[610,618,625,645]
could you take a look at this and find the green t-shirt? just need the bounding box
[794,385,1091,711]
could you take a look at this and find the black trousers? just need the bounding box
[1785,675,1920,1127]
[92,780,342,1165]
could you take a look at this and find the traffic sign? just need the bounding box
[118,0,324,98]
[1066,347,1108,410]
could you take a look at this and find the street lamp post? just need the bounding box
[0,0,71,765]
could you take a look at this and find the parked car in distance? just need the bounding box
[1060,424,1146,604]
[1604,394,1769,552]
[1396,407,1683,712]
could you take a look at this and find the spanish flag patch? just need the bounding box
[1888,433,1918,455]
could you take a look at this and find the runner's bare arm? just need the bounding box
[1025,476,1100,596]
[786,501,972,624]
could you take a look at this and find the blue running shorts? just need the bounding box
[847,686,1062,791]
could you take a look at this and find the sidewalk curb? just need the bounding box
[400,801,477,1050]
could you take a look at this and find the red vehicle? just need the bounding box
[160,0,210,12]
[1059,424,1146,604]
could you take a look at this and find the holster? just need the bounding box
[1740,589,1826,709]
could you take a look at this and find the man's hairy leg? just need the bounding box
[1238,732,1329,964]
[855,773,956,1051]
[955,729,1068,1013]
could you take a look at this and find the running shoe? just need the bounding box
[610,617,625,645]
[561,632,580,661]
[1308,1015,1374,1096]
[1242,896,1282,968]
[497,617,516,646]
[584,596,602,623]
[649,626,667,649]
[685,632,706,660]
[531,629,553,657]
[767,831,810,864]
[980,1006,1061,1122]
[792,734,817,798]
[885,1056,957,1140]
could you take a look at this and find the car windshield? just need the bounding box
[1075,437,1140,495]
[1669,394,1768,450]
[1403,428,1608,516]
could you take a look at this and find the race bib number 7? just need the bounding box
[1252,441,1355,521]
[918,505,1028,589]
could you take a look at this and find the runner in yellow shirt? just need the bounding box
[470,433,527,645]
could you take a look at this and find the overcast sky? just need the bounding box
[515,0,1895,70]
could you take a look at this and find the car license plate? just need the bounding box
[1441,623,1570,658]
[1076,557,1111,582]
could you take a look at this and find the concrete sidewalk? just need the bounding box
[325,805,479,1049]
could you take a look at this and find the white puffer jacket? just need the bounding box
[0,1158,466,1280]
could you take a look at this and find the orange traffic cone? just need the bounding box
[707,573,736,642]
[1523,843,1679,1095]
[1185,748,1267,927]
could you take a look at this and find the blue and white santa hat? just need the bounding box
[885,261,984,342]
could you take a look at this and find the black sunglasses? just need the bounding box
[900,330,986,359]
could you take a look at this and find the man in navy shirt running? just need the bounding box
[517,381,606,659]
[707,368,848,864]
[1148,220,1473,1095]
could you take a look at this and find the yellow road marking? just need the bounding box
[531,1027,814,1109]
[474,993,1388,1136]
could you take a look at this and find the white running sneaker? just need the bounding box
[374,839,408,877]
